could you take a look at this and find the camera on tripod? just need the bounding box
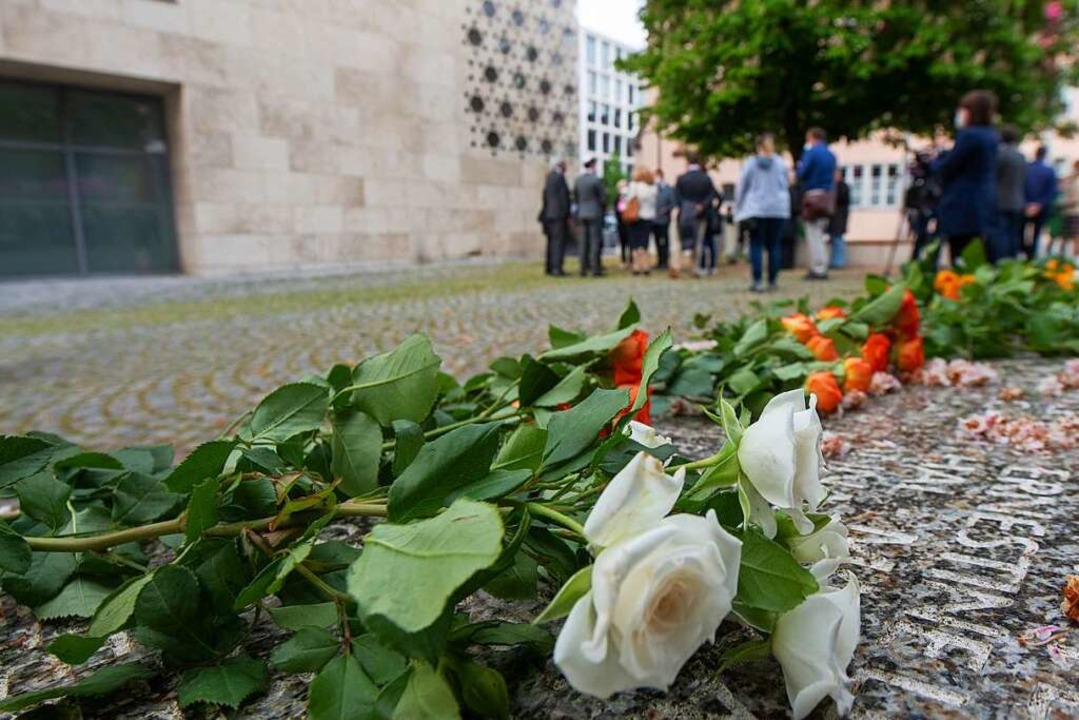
[904,150,942,212]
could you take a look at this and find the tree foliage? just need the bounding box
[623,0,1079,162]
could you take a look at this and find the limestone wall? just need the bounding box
[0,0,578,274]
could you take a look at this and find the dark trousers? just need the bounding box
[911,209,938,264]
[995,210,1023,262]
[616,213,629,263]
[698,233,717,271]
[579,218,603,275]
[750,217,785,285]
[652,220,670,268]
[781,218,798,269]
[543,219,567,274]
[1023,213,1046,258]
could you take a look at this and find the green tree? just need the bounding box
[622,0,1079,163]
[602,154,627,202]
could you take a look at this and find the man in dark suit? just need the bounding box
[539,158,571,276]
[573,157,606,276]
[674,153,719,277]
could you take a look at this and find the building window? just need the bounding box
[628,85,635,105]
[847,165,864,207]
[599,104,609,125]
[586,35,596,65]
[599,74,610,100]
[615,79,623,104]
[884,164,901,206]
[627,112,635,132]
[602,132,610,153]
[627,140,634,158]
[0,80,177,277]
[613,109,621,128]
[587,128,596,151]
[600,41,610,68]
[588,71,597,95]
[869,164,883,206]
[614,136,622,155]
[587,101,596,123]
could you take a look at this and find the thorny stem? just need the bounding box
[519,501,586,538]
[677,450,728,472]
[296,563,353,605]
[23,500,388,553]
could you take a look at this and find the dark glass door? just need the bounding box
[0,81,178,278]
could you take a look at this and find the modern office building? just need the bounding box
[577,28,641,177]
[0,0,579,278]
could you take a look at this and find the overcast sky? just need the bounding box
[577,0,646,49]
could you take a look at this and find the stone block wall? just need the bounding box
[0,0,578,274]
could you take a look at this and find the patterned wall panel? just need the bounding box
[462,0,578,160]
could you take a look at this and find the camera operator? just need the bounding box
[930,90,1000,266]
[906,148,943,263]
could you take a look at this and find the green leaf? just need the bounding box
[271,627,340,673]
[165,440,236,493]
[47,635,107,665]
[492,425,547,472]
[482,550,538,599]
[348,499,503,634]
[0,521,31,574]
[617,299,641,329]
[518,357,561,407]
[35,577,113,620]
[190,538,251,615]
[629,328,673,415]
[88,572,156,637]
[387,423,501,522]
[2,550,77,606]
[177,654,269,709]
[733,319,769,357]
[351,334,442,426]
[114,446,173,474]
[0,662,156,713]
[112,472,183,525]
[0,435,60,489]
[185,476,220,544]
[393,662,461,720]
[533,366,588,408]
[449,468,532,503]
[735,528,819,614]
[352,634,408,685]
[269,602,339,630]
[548,325,586,349]
[16,472,72,531]
[454,661,509,720]
[718,637,773,672]
[534,565,592,624]
[685,443,740,500]
[727,368,763,396]
[540,326,636,361]
[450,620,554,654]
[850,282,906,327]
[134,565,221,664]
[391,420,425,476]
[331,411,382,496]
[541,388,630,468]
[246,383,329,442]
[307,652,379,720]
[233,540,314,610]
[772,362,808,382]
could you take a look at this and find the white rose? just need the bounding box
[772,575,861,720]
[623,420,673,449]
[554,511,742,698]
[583,451,685,549]
[736,389,825,534]
[787,518,850,580]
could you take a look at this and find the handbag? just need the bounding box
[623,195,641,223]
[802,190,835,221]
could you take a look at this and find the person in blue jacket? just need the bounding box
[796,127,837,280]
[1022,145,1058,259]
[931,90,1000,267]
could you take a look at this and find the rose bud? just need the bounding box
[806,335,839,362]
[861,333,891,373]
[842,358,873,393]
[805,372,843,414]
[781,313,819,344]
[895,336,925,372]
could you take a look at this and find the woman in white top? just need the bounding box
[625,167,659,275]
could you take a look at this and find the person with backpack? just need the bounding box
[623,167,658,275]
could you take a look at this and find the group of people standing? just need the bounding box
[539,142,852,291]
[913,89,1079,266]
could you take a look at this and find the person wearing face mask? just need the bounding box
[930,90,1000,266]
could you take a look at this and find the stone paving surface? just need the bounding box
[1,259,867,452]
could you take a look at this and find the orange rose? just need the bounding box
[896,336,925,372]
[781,313,819,344]
[614,384,651,426]
[934,270,961,300]
[805,335,839,361]
[842,357,874,393]
[1063,575,1079,622]
[894,290,920,339]
[805,371,843,414]
[1045,262,1075,292]
[862,333,891,373]
[815,306,847,321]
[610,329,648,386]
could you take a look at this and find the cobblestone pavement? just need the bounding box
[1,260,867,452]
